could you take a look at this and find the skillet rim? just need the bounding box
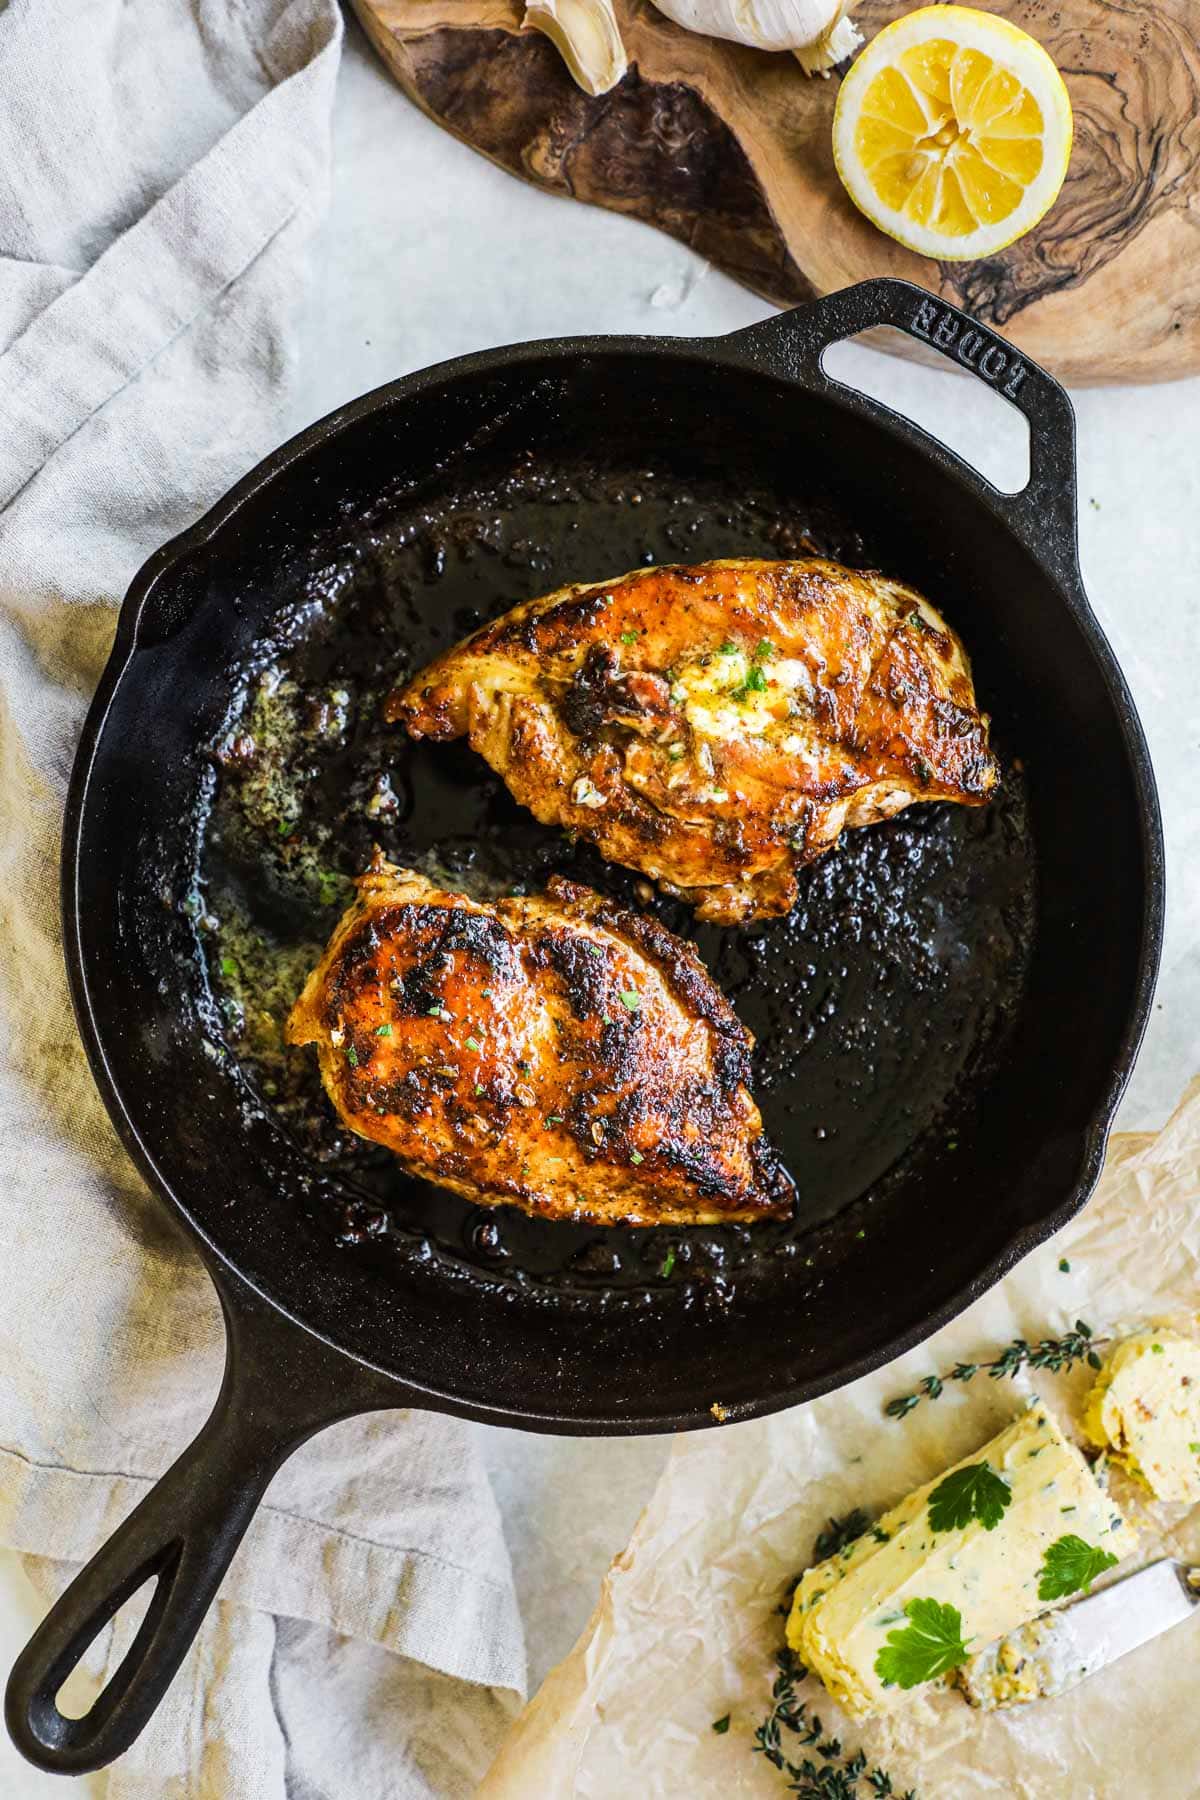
[61,312,1166,1435]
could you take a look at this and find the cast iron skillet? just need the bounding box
[6,279,1163,1773]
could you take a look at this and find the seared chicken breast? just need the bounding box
[287,857,791,1227]
[388,558,999,924]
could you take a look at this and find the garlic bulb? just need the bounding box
[523,0,628,96]
[649,0,861,73]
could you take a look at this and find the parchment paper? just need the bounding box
[481,1079,1200,1799]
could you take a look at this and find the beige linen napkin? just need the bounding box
[0,3,524,1794]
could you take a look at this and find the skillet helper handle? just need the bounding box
[731,276,1078,557]
[5,1270,404,1776]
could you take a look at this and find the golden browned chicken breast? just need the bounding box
[387,558,1000,924]
[287,857,791,1227]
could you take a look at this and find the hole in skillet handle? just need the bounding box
[723,277,1080,583]
[4,1402,274,1773]
[822,328,1029,494]
[4,1269,406,1774]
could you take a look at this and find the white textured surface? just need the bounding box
[3,23,1197,1793]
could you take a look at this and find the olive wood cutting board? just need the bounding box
[352,0,1200,384]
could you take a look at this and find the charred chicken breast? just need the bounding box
[388,558,1000,924]
[287,858,791,1227]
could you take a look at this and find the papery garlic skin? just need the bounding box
[651,0,857,65]
[523,0,628,96]
[794,10,862,74]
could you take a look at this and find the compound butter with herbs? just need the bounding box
[786,1402,1136,1719]
[1083,1325,1200,1502]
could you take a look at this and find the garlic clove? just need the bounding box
[523,0,628,96]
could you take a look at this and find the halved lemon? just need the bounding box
[833,5,1073,261]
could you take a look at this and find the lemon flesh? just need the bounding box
[834,6,1073,261]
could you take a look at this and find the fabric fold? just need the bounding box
[0,0,341,507]
[0,3,526,1792]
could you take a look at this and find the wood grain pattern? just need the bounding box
[353,0,1200,383]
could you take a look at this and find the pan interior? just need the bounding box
[200,433,1033,1301]
[74,348,1149,1425]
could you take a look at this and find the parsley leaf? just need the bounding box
[711,1714,730,1734]
[736,664,768,696]
[927,1461,1012,1533]
[661,1247,676,1278]
[619,989,640,1012]
[1037,1534,1119,1602]
[874,1598,970,1690]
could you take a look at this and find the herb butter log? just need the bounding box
[787,1403,1137,1719]
[1084,1326,1200,1503]
[387,559,999,924]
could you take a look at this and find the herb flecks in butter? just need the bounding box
[1083,1327,1200,1503]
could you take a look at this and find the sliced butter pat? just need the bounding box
[786,1402,1136,1719]
[1083,1326,1200,1502]
[669,650,815,745]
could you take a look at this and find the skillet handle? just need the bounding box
[728,277,1078,559]
[4,1266,407,1776]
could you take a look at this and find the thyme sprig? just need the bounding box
[885,1320,1105,1421]
[774,1513,870,1619]
[742,1514,910,1797]
[751,1648,914,1799]
[813,1510,871,1562]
